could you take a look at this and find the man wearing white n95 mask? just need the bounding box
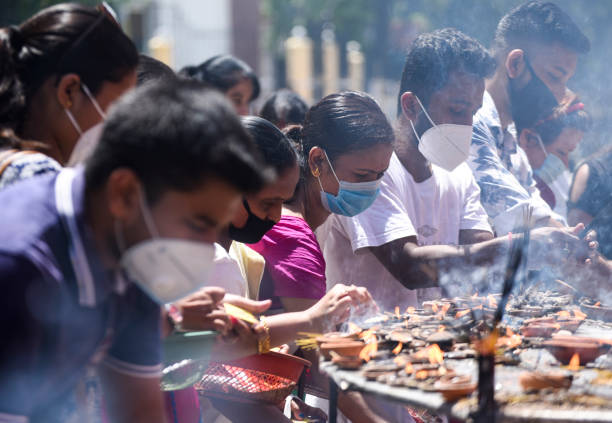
[0,80,270,423]
[319,28,590,310]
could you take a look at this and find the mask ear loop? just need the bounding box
[322,149,340,184]
[81,84,107,120]
[64,108,83,136]
[138,189,160,238]
[534,133,549,157]
[412,94,466,156]
[413,95,437,128]
[314,148,340,193]
[408,95,436,145]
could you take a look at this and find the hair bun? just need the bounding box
[5,26,25,58]
[283,124,303,141]
[282,124,304,154]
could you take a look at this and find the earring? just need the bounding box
[66,100,72,108]
[312,168,320,178]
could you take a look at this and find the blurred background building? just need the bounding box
[2,0,611,161]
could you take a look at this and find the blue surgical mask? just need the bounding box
[534,134,566,185]
[317,150,381,217]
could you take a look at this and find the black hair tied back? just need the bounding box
[7,26,25,59]
[0,25,26,138]
[283,124,305,155]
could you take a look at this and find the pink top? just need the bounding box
[249,215,326,301]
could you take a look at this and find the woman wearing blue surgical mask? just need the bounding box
[248,91,394,314]
[517,95,591,219]
[239,92,395,422]
[0,3,138,188]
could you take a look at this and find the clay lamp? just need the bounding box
[519,370,572,391]
[319,341,364,360]
[434,375,477,401]
[543,339,610,365]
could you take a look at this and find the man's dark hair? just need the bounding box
[241,116,298,175]
[85,79,272,203]
[136,54,176,86]
[397,28,496,116]
[259,89,308,128]
[493,1,590,57]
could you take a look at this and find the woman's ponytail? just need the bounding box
[0,26,27,139]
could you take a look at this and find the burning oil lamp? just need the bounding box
[358,334,378,362]
[543,338,610,365]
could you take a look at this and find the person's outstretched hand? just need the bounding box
[307,284,378,332]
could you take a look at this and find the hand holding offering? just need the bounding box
[173,286,230,333]
[307,284,378,332]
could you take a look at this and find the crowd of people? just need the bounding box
[0,1,611,422]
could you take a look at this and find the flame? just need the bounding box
[359,330,378,362]
[415,370,429,380]
[395,306,400,319]
[406,306,416,314]
[392,342,403,355]
[456,309,471,318]
[359,329,375,340]
[428,344,444,365]
[348,322,362,333]
[441,303,451,317]
[568,353,580,371]
[595,302,601,307]
[487,295,498,309]
[438,325,446,332]
[405,362,414,374]
[496,332,523,349]
[432,303,439,313]
[476,328,499,355]
[359,343,377,362]
[439,366,447,376]
[556,310,571,319]
[573,308,587,320]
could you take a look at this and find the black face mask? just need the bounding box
[508,56,559,128]
[228,200,277,244]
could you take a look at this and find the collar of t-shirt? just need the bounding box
[55,167,125,307]
[477,91,518,168]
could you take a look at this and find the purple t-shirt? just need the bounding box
[250,215,326,303]
[0,168,161,423]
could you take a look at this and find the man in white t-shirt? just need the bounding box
[319,28,589,310]
[320,29,495,309]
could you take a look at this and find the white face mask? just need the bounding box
[409,96,473,171]
[533,134,567,185]
[117,191,215,304]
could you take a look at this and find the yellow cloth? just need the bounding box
[228,241,265,300]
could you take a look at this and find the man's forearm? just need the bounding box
[372,235,516,290]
